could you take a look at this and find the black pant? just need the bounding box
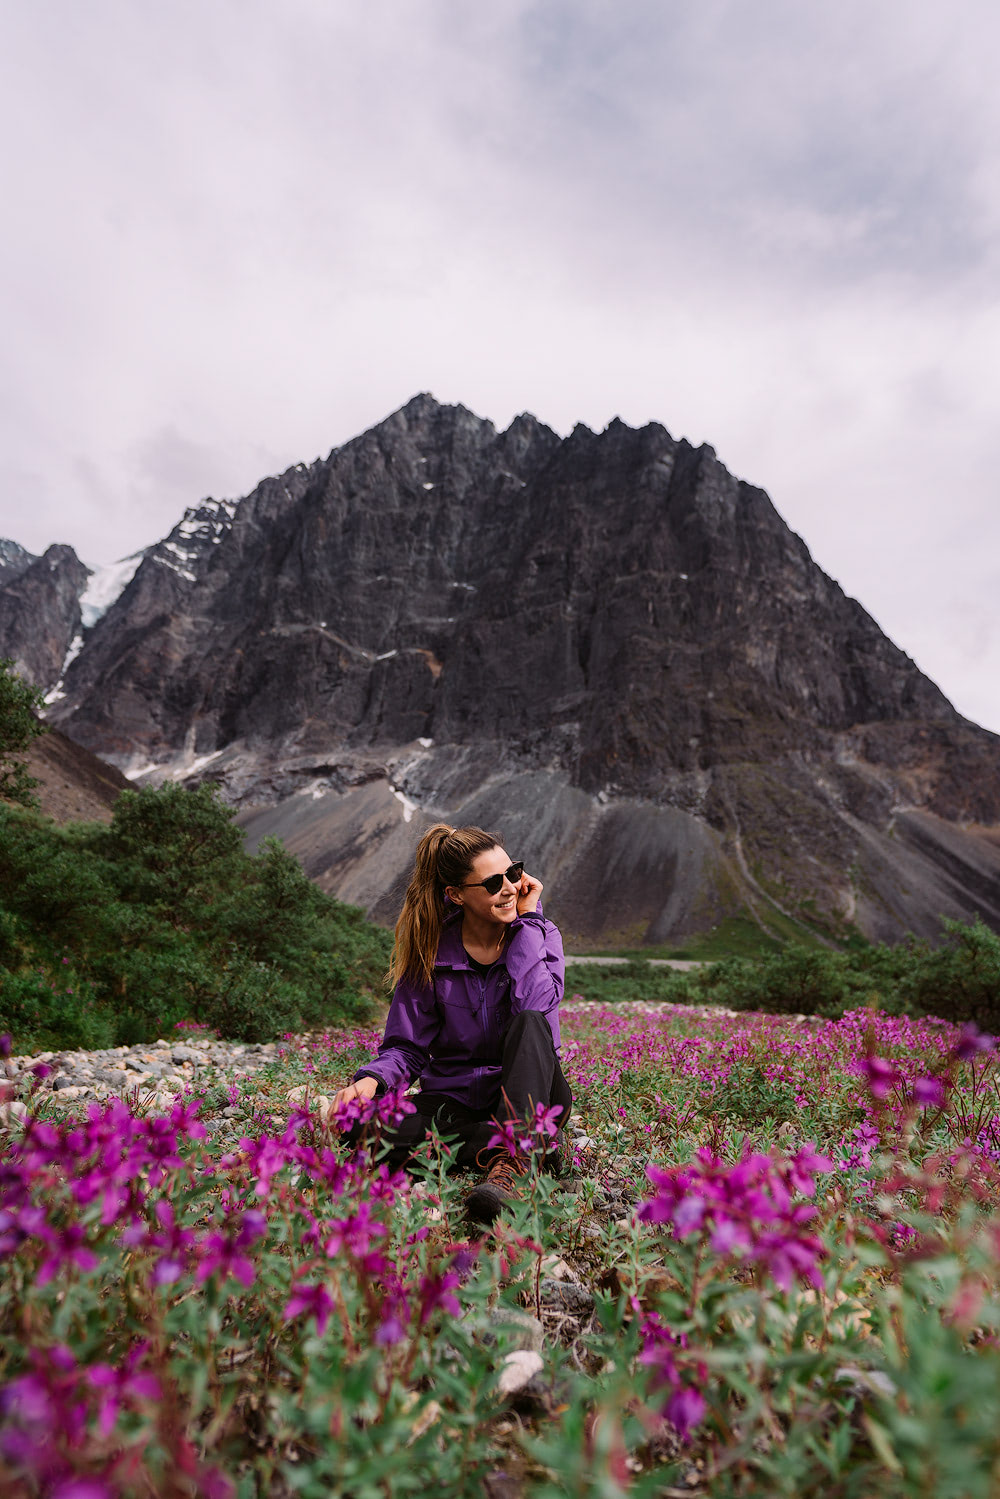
[351,1010,573,1176]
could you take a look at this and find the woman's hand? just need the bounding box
[329,1075,378,1125]
[516,870,543,915]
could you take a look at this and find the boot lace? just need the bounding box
[485,1154,528,1194]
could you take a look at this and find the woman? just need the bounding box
[332,823,572,1225]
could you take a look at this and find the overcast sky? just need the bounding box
[2,1,999,732]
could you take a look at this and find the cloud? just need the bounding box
[0,0,998,730]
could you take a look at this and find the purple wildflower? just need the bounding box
[858,1055,902,1100]
[195,1207,267,1288]
[284,1275,336,1336]
[36,1221,100,1288]
[50,1480,116,1499]
[324,1201,387,1260]
[85,1344,161,1438]
[639,1315,707,1439]
[374,1286,411,1346]
[639,1145,831,1292]
[664,1385,707,1439]
[911,1074,946,1107]
[953,1023,996,1062]
[417,1267,461,1325]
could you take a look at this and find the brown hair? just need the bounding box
[388,822,503,989]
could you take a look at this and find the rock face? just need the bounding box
[17,393,1000,945]
[0,539,37,584]
[0,544,90,688]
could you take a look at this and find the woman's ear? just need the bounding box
[444,885,462,907]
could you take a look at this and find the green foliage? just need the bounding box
[0,658,46,808]
[565,959,695,1008]
[704,924,1000,1030]
[706,1061,800,1129]
[100,780,245,916]
[0,784,392,1048]
[890,917,1000,1032]
[704,946,868,1019]
[570,916,1000,1032]
[0,967,115,1050]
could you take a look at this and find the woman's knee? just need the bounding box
[505,1009,551,1040]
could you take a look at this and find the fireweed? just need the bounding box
[0,1004,997,1496]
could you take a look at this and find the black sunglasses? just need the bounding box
[461,862,524,896]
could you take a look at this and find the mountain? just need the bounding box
[0,543,89,689]
[7,394,1000,946]
[0,539,37,583]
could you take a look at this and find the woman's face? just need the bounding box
[449,845,521,925]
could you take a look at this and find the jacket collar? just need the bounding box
[436,906,472,970]
[434,904,535,971]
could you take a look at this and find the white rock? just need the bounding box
[540,1255,576,1281]
[496,1350,544,1396]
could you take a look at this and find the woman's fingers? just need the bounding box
[331,1077,378,1115]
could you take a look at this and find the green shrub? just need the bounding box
[564,959,696,1007]
[892,917,1000,1032]
[707,947,859,1018]
[0,966,115,1050]
[0,787,391,1050]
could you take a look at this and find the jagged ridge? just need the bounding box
[4,394,999,945]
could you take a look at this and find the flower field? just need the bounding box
[2,1001,999,1498]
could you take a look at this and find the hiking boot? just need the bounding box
[465,1153,528,1226]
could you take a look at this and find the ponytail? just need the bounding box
[388,822,502,989]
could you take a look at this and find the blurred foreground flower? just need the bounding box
[639,1144,833,1292]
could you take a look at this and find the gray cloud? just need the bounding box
[1,0,999,730]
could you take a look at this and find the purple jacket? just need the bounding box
[354,902,565,1111]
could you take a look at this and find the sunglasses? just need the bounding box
[461,862,524,896]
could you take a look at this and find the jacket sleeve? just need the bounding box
[353,974,440,1094]
[504,904,565,1044]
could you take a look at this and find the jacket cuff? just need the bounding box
[353,1069,387,1097]
[513,901,545,926]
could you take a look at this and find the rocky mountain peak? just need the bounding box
[0,542,89,688]
[0,538,37,583]
[4,395,999,946]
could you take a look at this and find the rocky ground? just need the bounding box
[1,1035,280,1125]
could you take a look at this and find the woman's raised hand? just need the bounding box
[329,1075,378,1124]
[516,870,543,915]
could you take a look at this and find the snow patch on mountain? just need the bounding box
[79,554,144,628]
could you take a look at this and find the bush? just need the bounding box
[0,967,115,1050]
[892,918,1000,1032]
[707,947,861,1018]
[563,960,696,1007]
[0,786,391,1050]
[707,925,1000,1030]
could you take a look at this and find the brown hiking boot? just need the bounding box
[465,1153,528,1226]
